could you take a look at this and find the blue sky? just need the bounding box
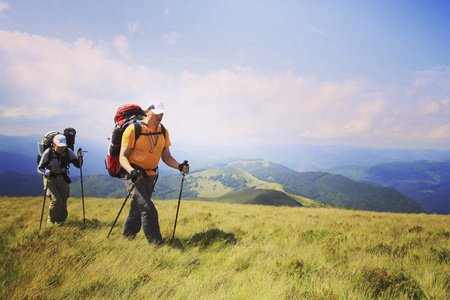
[1,0,450,150]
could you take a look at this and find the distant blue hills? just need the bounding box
[0,134,449,214]
[330,160,450,215]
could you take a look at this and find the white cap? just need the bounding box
[147,102,165,114]
[53,134,67,147]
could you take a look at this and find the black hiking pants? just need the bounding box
[121,173,163,245]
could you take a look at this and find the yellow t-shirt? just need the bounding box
[121,123,171,175]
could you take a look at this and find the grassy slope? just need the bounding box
[187,167,285,197]
[197,189,330,208]
[1,196,449,299]
[185,168,329,208]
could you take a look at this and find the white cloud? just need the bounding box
[0,1,9,13]
[1,30,450,149]
[427,124,450,139]
[176,66,450,148]
[412,66,450,90]
[164,7,169,15]
[306,24,329,37]
[429,124,450,141]
[0,30,173,141]
[127,21,142,34]
[113,35,131,60]
[162,31,178,45]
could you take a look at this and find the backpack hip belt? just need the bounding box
[49,171,66,177]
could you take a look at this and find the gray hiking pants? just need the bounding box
[43,177,69,223]
[121,173,163,244]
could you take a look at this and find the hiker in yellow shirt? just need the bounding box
[119,102,189,245]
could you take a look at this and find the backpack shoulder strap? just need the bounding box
[60,148,70,169]
[133,122,142,149]
[43,147,53,169]
[129,123,167,150]
[160,124,167,149]
[160,123,166,138]
[138,123,166,137]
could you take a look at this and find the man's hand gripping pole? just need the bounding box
[172,160,189,240]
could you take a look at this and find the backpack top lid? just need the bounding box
[43,131,61,147]
[115,104,146,127]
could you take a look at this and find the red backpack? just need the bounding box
[105,104,166,177]
[106,104,146,177]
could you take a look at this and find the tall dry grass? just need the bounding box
[0,195,449,299]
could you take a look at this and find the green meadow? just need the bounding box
[1,196,449,299]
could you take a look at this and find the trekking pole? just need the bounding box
[78,148,87,224]
[39,176,50,231]
[172,161,188,240]
[107,183,135,238]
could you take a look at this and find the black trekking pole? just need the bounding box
[39,176,50,231]
[78,148,87,224]
[107,183,135,238]
[172,161,188,240]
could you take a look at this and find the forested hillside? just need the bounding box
[228,160,426,213]
[331,160,450,214]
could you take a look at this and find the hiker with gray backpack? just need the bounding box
[37,133,83,226]
[108,102,189,246]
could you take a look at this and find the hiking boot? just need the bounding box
[149,239,164,247]
[47,217,56,227]
[123,233,137,240]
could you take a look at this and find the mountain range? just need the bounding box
[0,160,425,214]
[0,134,449,214]
[329,160,450,215]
